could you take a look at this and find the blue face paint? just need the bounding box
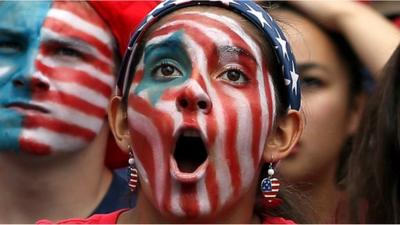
[135,31,192,105]
[0,1,52,152]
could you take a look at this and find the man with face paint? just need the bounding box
[39,1,303,224]
[0,1,158,223]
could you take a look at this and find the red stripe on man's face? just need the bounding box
[23,114,96,140]
[43,18,113,60]
[36,61,112,98]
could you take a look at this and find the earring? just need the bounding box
[128,146,138,192]
[260,161,282,208]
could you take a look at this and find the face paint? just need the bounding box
[127,10,276,219]
[0,1,116,154]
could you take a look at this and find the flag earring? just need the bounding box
[260,160,282,208]
[128,145,138,192]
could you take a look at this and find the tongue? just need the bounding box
[174,135,207,173]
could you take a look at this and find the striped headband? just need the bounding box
[117,0,300,110]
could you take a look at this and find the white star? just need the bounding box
[174,0,192,5]
[149,0,170,15]
[275,28,288,59]
[137,14,154,31]
[246,3,271,29]
[219,0,237,5]
[290,62,299,95]
[284,78,291,86]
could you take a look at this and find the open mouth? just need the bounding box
[170,129,209,183]
[6,102,49,113]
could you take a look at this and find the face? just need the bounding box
[275,11,356,183]
[127,7,276,219]
[0,2,116,154]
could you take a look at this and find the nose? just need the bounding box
[12,71,50,92]
[176,80,212,113]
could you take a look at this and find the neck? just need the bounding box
[0,124,113,223]
[296,165,344,223]
[119,180,260,223]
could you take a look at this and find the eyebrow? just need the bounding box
[218,45,257,63]
[0,28,26,39]
[297,62,331,74]
[41,30,93,55]
[145,38,182,51]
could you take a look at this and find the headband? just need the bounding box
[117,0,300,110]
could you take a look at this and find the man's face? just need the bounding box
[127,8,277,219]
[0,1,116,154]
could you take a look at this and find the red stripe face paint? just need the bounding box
[127,10,276,220]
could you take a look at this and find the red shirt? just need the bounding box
[37,209,295,224]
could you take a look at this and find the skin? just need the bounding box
[273,10,364,223]
[110,6,302,224]
[0,1,116,154]
[0,1,116,222]
[289,1,400,77]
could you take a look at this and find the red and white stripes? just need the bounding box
[20,2,115,154]
[127,11,276,218]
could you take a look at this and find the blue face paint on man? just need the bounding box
[0,1,117,154]
[0,2,52,152]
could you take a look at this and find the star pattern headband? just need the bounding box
[117,0,300,110]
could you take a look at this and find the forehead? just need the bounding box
[143,6,272,65]
[147,6,263,43]
[0,2,52,35]
[0,1,104,37]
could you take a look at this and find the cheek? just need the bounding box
[303,90,349,129]
[301,89,351,151]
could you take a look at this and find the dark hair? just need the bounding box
[347,44,400,223]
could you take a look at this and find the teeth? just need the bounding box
[183,130,200,137]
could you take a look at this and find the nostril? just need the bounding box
[36,81,49,90]
[13,80,24,87]
[197,100,208,109]
[179,98,189,108]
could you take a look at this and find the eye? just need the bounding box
[54,46,83,58]
[301,76,323,89]
[218,68,249,86]
[152,62,182,81]
[0,41,22,54]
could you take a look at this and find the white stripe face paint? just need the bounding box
[0,1,116,154]
[47,8,113,46]
[126,9,277,220]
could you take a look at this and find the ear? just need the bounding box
[108,95,131,153]
[347,93,367,136]
[263,109,303,162]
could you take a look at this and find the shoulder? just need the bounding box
[263,216,296,224]
[36,209,129,224]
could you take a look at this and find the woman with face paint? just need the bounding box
[39,0,303,224]
[264,2,400,223]
[0,1,157,223]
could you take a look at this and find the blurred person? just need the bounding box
[267,1,399,223]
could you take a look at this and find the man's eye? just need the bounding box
[0,41,22,54]
[218,69,249,86]
[152,63,182,81]
[54,46,83,58]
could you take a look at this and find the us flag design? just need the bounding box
[127,10,276,218]
[261,177,280,199]
[0,2,115,154]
